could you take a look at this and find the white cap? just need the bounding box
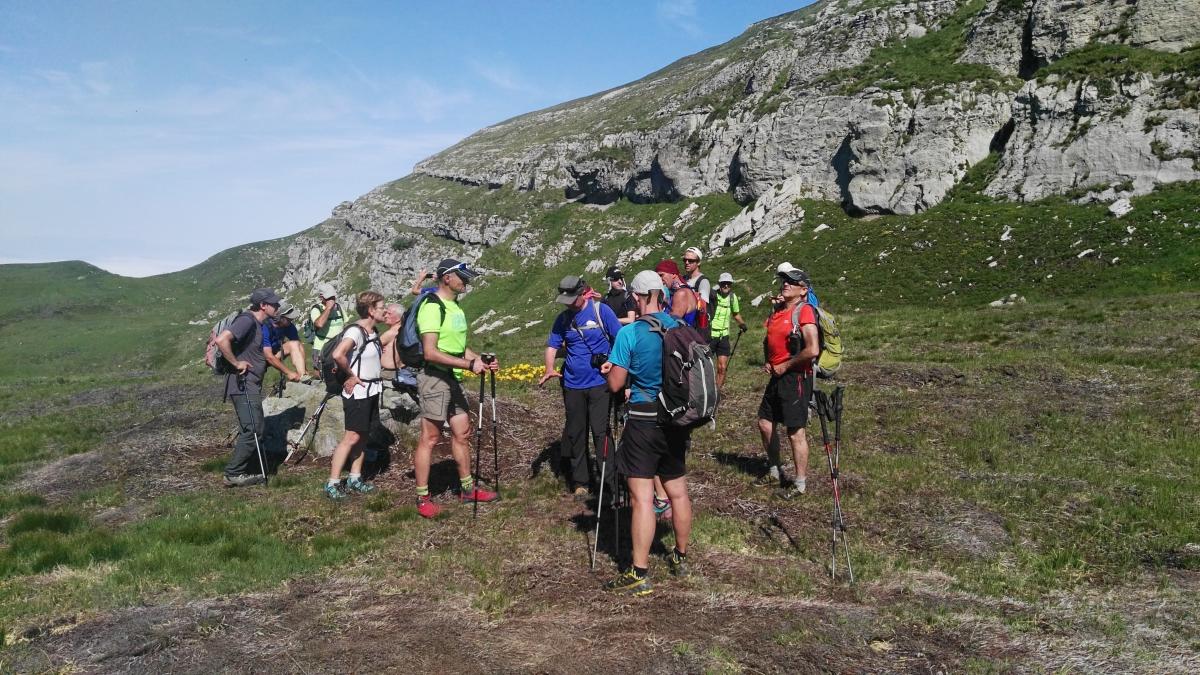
[776,262,795,275]
[718,272,734,284]
[630,270,662,295]
[684,246,703,262]
[316,282,337,300]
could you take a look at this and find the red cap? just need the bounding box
[654,259,680,276]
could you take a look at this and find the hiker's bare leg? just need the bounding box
[627,476,655,569]
[329,430,362,481]
[661,475,691,554]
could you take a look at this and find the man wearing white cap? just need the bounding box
[681,247,712,335]
[309,282,346,373]
[710,273,747,389]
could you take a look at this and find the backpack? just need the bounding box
[397,291,446,369]
[302,302,342,343]
[205,310,251,375]
[639,314,718,429]
[319,324,380,394]
[790,302,843,379]
[691,275,711,331]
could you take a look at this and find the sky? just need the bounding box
[0,0,810,277]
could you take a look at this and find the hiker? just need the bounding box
[412,258,500,518]
[539,275,623,500]
[682,245,712,311]
[756,266,820,496]
[603,270,694,595]
[654,259,696,320]
[778,262,819,307]
[602,266,637,325]
[214,288,280,487]
[380,302,404,372]
[710,273,747,389]
[323,291,387,500]
[262,303,307,384]
[309,282,346,372]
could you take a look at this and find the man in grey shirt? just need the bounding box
[214,288,280,486]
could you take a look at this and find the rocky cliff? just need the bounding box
[278,0,1198,302]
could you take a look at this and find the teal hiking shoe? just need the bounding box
[345,476,377,494]
[653,496,672,521]
[323,482,349,501]
[668,548,690,578]
[604,569,653,596]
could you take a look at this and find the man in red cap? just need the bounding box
[654,260,695,321]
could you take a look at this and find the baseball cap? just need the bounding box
[436,258,480,280]
[776,262,796,275]
[250,288,281,306]
[316,282,337,300]
[654,259,681,276]
[555,275,586,304]
[777,266,810,285]
[278,303,302,321]
[683,246,703,262]
[630,270,661,296]
[718,272,734,284]
[605,265,623,280]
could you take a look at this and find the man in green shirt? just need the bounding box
[309,282,346,372]
[710,272,747,389]
[412,258,500,518]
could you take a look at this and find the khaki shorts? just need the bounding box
[417,368,471,422]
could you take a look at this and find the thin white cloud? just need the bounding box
[657,0,703,37]
[467,58,541,95]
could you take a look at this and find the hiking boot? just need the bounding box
[345,476,377,494]
[460,486,500,504]
[604,569,653,596]
[323,482,349,501]
[417,496,441,518]
[775,480,807,500]
[572,486,590,502]
[653,496,672,521]
[668,549,690,578]
[224,473,264,488]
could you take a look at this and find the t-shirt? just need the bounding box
[710,292,741,338]
[688,274,712,306]
[417,294,468,380]
[547,299,623,390]
[340,324,383,399]
[310,303,346,351]
[261,321,299,353]
[764,302,816,374]
[223,312,266,397]
[603,288,636,322]
[608,311,679,404]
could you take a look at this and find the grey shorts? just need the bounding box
[417,368,471,422]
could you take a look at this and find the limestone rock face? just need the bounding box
[709,175,807,254]
[1130,0,1200,53]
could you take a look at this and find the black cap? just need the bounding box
[436,258,480,280]
[249,288,281,306]
[605,265,623,280]
[556,275,586,304]
[777,268,811,285]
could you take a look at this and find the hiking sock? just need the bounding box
[460,476,474,493]
[768,465,781,479]
[348,473,362,483]
[633,566,648,579]
[794,478,806,492]
[673,547,687,559]
[416,485,430,499]
[327,478,341,488]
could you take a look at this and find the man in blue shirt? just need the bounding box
[602,270,694,596]
[261,303,308,383]
[540,275,623,500]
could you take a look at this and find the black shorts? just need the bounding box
[710,335,731,357]
[617,404,689,480]
[757,370,813,429]
[343,394,380,435]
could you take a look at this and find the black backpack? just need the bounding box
[319,324,381,394]
[638,314,718,429]
[397,291,446,369]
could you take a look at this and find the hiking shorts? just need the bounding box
[710,335,732,357]
[617,403,689,481]
[757,370,813,429]
[418,368,470,422]
[343,393,380,435]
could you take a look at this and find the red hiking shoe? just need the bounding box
[460,486,500,504]
[416,495,441,519]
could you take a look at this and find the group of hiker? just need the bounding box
[209,246,833,595]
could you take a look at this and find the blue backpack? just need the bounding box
[397,289,445,368]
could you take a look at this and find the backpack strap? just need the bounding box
[636,313,665,336]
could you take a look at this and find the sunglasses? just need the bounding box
[682,258,700,263]
[779,278,806,287]
[719,282,732,286]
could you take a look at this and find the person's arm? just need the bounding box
[670,284,695,318]
[263,345,299,381]
[421,332,485,374]
[606,364,628,393]
[410,269,429,296]
[314,300,335,330]
[379,321,402,347]
[772,323,819,375]
[216,329,250,374]
[539,346,562,386]
[733,312,748,332]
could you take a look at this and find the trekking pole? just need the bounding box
[729,325,745,361]
[237,376,268,488]
[831,385,853,582]
[285,392,334,464]
[591,397,614,570]
[611,399,624,568]
[473,365,486,519]
[489,364,499,496]
[814,389,853,582]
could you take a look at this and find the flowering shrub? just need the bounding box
[461,362,541,383]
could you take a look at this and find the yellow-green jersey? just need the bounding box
[710,292,741,338]
[310,303,346,351]
[417,295,468,379]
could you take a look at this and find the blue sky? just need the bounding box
[0,0,810,276]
